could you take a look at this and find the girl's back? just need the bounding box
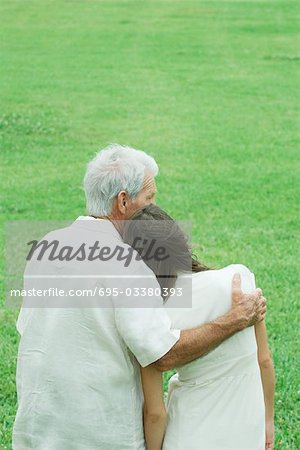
[163,264,265,450]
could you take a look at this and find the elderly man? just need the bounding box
[13,144,266,449]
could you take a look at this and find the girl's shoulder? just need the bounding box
[191,263,252,280]
[191,264,255,291]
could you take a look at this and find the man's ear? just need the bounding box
[116,191,127,215]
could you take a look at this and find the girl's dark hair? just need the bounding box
[122,204,210,300]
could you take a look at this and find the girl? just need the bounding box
[123,205,275,450]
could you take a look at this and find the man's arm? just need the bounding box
[153,273,267,371]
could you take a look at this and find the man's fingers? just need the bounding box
[232,273,242,292]
[256,294,267,323]
[258,296,267,309]
[258,298,267,314]
[260,305,267,315]
[260,297,267,307]
[258,302,267,321]
[256,288,263,297]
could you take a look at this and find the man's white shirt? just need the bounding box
[13,217,180,450]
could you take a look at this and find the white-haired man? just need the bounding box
[13,144,266,450]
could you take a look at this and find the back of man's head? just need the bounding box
[83,144,159,216]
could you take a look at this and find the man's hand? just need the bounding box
[231,273,267,329]
[154,271,267,371]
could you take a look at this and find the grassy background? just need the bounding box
[0,0,299,448]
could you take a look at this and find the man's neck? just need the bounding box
[91,214,124,237]
[90,215,110,220]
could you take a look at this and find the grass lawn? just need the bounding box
[0,1,299,448]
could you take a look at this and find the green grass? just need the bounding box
[0,1,299,448]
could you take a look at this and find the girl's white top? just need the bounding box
[163,264,265,450]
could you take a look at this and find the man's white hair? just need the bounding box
[84,144,159,216]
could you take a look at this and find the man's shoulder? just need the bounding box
[26,217,157,277]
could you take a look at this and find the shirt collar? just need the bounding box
[73,216,123,241]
